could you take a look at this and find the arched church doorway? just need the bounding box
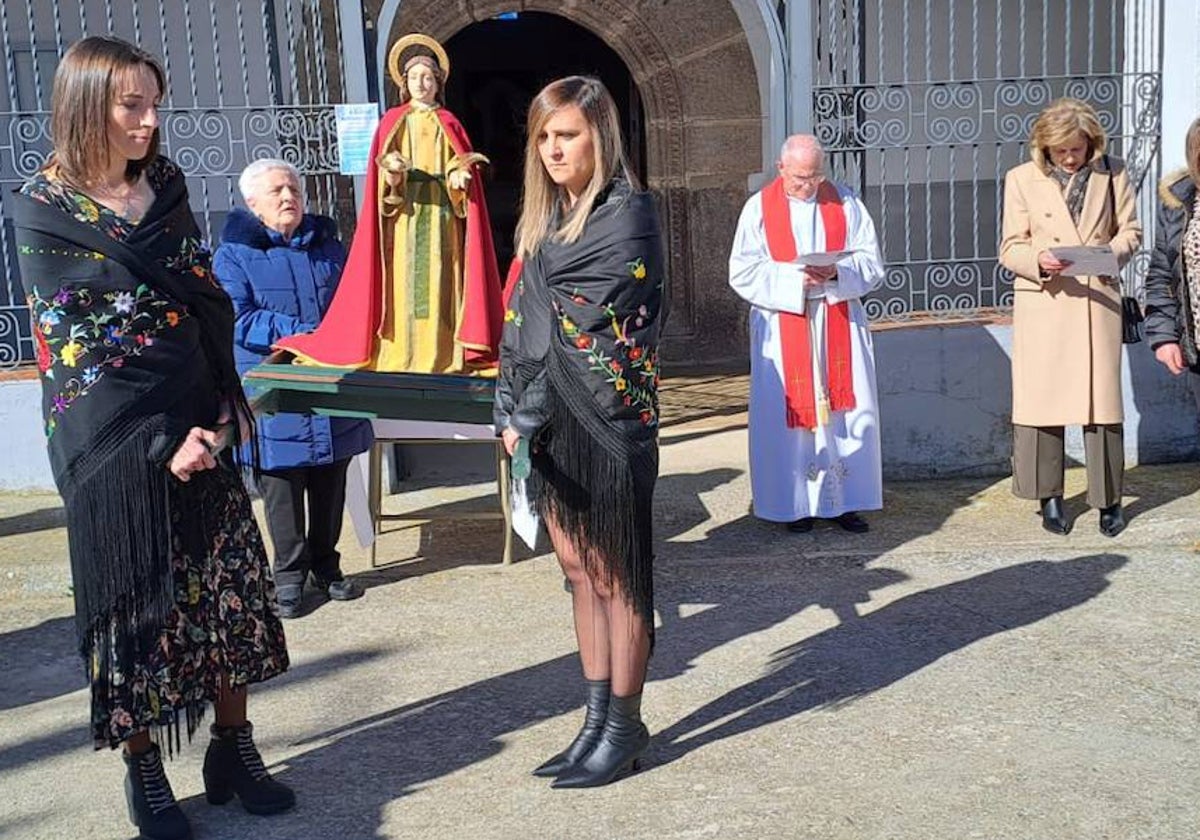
[442,11,646,270]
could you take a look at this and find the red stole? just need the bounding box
[762,178,856,429]
[275,104,503,368]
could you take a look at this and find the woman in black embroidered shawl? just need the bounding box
[13,37,293,840]
[495,76,666,788]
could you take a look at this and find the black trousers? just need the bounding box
[258,458,351,589]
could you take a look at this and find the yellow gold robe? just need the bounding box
[372,103,470,372]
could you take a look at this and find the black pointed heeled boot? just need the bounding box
[1099,502,1126,537]
[552,691,649,789]
[123,743,193,840]
[1040,496,1070,535]
[533,678,611,778]
[202,722,295,815]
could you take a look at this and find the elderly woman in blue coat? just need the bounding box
[215,158,373,618]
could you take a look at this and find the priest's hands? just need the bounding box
[803,264,837,285]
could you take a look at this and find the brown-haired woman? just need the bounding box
[999,97,1142,537]
[495,76,667,788]
[1145,117,1200,411]
[13,36,293,840]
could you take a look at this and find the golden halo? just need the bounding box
[388,34,450,91]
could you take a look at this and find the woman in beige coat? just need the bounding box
[999,97,1142,537]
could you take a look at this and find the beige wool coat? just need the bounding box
[999,157,1142,426]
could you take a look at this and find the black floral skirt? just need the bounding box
[89,463,289,749]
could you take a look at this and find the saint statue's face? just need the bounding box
[247,167,304,239]
[777,149,824,200]
[406,63,438,106]
[537,104,596,204]
[1048,131,1091,173]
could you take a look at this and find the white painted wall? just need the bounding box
[1160,1,1200,172]
[0,380,54,491]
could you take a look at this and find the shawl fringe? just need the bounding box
[64,412,174,665]
[533,341,656,627]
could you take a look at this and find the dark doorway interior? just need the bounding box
[444,11,646,272]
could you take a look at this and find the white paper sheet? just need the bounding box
[510,478,540,551]
[794,249,853,267]
[1048,245,1120,277]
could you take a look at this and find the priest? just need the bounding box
[728,135,885,533]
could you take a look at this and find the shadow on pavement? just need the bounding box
[226,548,1121,839]
[0,506,66,537]
[1058,462,1200,532]
[354,467,749,591]
[0,646,391,777]
[0,615,79,711]
[651,553,1126,768]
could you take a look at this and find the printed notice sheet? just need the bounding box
[335,103,380,176]
[1049,246,1120,277]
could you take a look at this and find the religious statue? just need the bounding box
[276,34,504,373]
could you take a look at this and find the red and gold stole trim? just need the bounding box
[761,177,856,430]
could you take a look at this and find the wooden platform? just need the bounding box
[246,352,512,565]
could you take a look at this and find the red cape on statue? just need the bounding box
[275,103,504,369]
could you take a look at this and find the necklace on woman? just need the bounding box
[90,174,151,222]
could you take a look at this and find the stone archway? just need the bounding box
[380,0,768,364]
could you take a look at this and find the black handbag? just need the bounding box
[1121,294,1145,344]
[1104,155,1144,344]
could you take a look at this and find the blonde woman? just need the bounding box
[494,76,666,787]
[999,97,1142,536]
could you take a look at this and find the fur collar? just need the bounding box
[1158,168,1196,210]
[220,207,336,250]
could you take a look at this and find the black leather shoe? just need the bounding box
[1099,503,1126,537]
[552,692,649,789]
[275,584,303,619]
[203,723,295,815]
[787,517,814,533]
[123,744,192,840]
[834,512,870,533]
[1040,496,1070,535]
[311,573,363,602]
[532,678,610,778]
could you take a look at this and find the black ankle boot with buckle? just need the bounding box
[123,743,192,840]
[552,691,649,789]
[202,722,295,815]
[533,678,610,778]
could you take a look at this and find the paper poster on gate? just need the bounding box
[335,103,380,176]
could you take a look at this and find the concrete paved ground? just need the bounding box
[1,377,1199,839]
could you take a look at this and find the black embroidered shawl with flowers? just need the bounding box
[496,176,666,624]
[12,156,254,673]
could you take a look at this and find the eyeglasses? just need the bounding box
[784,173,824,185]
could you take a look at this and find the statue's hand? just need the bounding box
[447,168,472,192]
[378,151,412,173]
